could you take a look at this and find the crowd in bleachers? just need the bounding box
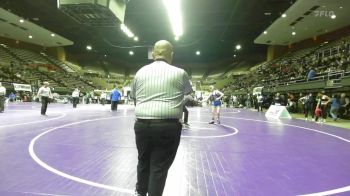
[0,43,137,104]
[221,36,350,121]
[225,36,350,92]
[0,44,99,101]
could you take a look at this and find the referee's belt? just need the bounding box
[136,118,179,123]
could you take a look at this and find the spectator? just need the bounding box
[257,93,264,112]
[315,91,331,123]
[307,69,317,80]
[299,92,316,121]
[9,92,16,102]
[110,86,121,111]
[246,94,252,108]
[0,82,6,113]
[100,91,107,105]
[183,94,193,127]
[330,94,340,121]
[274,93,282,105]
[339,93,350,118]
[286,99,295,113]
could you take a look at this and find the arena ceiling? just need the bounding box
[0,0,294,68]
[0,7,73,47]
[255,0,350,45]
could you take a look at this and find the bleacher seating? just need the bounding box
[0,44,97,92]
[0,45,18,65]
[42,54,75,73]
[9,48,50,64]
[82,65,105,75]
[64,61,82,72]
[220,35,350,95]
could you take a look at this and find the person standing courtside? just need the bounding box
[131,40,192,196]
[37,82,52,115]
[183,94,193,127]
[72,88,80,108]
[208,86,224,124]
[110,86,121,111]
[0,82,6,113]
[299,92,315,121]
[100,91,107,105]
[315,91,331,123]
[257,93,264,112]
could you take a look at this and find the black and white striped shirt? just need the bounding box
[131,61,192,119]
[0,86,6,96]
[37,86,51,97]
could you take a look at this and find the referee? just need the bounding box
[37,81,52,115]
[71,88,80,108]
[131,40,192,196]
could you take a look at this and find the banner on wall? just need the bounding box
[13,83,32,92]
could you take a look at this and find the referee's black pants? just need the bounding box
[72,97,79,108]
[134,119,182,196]
[41,96,49,115]
[0,95,5,112]
[183,106,188,124]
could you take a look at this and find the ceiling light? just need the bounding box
[263,31,267,34]
[339,6,343,9]
[196,51,200,55]
[86,45,92,50]
[234,54,237,58]
[282,14,287,18]
[28,35,33,39]
[163,0,183,37]
[129,51,134,55]
[133,36,139,41]
[331,15,336,19]
[19,19,24,23]
[121,23,135,38]
[235,44,241,50]
[174,36,180,41]
[51,33,55,37]
[264,12,271,16]
[292,32,296,35]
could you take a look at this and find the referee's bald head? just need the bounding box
[152,40,173,64]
